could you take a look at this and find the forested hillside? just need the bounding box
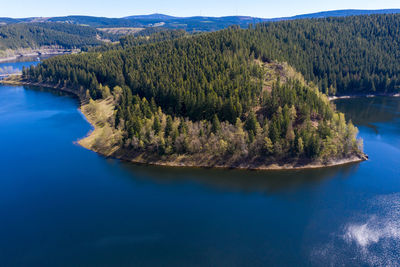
[25,14,400,92]
[32,14,400,96]
[22,17,371,167]
[247,14,400,95]
[0,23,116,51]
[88,29,188,52]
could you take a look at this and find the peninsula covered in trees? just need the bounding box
[22,14,400,168]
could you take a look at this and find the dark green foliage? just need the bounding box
[0,22,116,50]
[245,111,258,134]
[120,29,187,48]
[90,29,188,52]
[211,114,221,133]
[247,14,400,95]
[165,116,173,138]
[26,27,261,123]
[153,115,161,134]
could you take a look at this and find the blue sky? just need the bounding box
[2,0,400,18]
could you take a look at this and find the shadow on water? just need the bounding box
[22,85,79,100]
[118,160,361,194]
[335,96,400,134]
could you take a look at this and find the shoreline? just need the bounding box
[1,77,368,171]
[0,48,79,63]
[329,93,400,101]
[106,154,367,171]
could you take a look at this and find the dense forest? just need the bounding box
[27,14,400,95]
[22,15,378,167]
[87,29,188,52]
[246,15,400,95]
[0,23,117,51]
[8,14,400,97]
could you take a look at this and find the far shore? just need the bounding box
[329,93,400,101]
[0,48,79,63]
[1,76,368,171]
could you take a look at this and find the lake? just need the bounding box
[1,59,399,266]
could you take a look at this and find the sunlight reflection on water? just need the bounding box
[312,193,400,266]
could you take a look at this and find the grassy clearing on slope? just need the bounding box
[97,27,144,35]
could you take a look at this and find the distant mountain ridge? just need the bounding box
[1,9,400,31]
[274,9,400,20]
[123,14,179,20]
[123,9,400,21]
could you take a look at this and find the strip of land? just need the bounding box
[0,47,79,63]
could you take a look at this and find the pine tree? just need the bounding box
[211,114,221,133]
[165,115,173,138]
[153,115,161,134]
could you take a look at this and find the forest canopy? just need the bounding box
[0,23,117,51]
[22,14,389,167]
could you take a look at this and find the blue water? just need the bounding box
[0,55,49,76]
[1,59,400,266]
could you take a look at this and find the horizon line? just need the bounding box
[2,8,400,20]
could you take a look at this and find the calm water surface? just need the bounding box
[1,60,400,266]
